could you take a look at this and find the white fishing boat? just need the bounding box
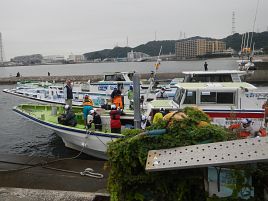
[3,70,175,108]
[13,104,134,159]
[3,72,139,107]
[146,82,268,133]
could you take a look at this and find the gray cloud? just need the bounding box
[0,0,267,59]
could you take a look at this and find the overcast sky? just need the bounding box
[0,0,267,60]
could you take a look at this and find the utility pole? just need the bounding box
[0,32,4,63]
[179,31,182,40]
[155,31,157,41]
[126,36,128,47]
[232,11,236,35]
[133,73,141,129]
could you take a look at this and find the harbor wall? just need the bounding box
[0,71,268,85]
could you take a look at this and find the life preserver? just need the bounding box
[229,123,250,138]
[228,124,240,130]
[259,128,267,137]
[239,131,251,138]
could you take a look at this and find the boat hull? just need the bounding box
[13,107,122,160]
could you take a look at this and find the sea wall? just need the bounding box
[0,71,267,85]
[0,73,181,85]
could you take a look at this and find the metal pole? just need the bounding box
[133,73,141,129]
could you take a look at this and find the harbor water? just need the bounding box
[0,58,267,158]
[0,57,237,78]
[0,84,90,158]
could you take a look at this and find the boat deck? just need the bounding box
[17,104,134,133]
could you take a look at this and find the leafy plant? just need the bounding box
[106,107,267,201]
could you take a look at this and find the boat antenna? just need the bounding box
[249,0,260,55]
[240,33,244,57]
[246,32,250,51]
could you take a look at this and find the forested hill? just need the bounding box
[83,32,268,60]
[223,32,268,51]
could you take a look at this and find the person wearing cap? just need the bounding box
[110,104,121,133]
[91,109,102,131]
[152,109,164,124]
[229,118,255,138]
[83,95,93,106]
[141,115,151,130]
[58,105,77,127]
[82,95,93,128]
[64,80,73,108]
[111,88,118,99]
[155,87,168,100]
[239,118,255,138]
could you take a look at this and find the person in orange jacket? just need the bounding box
[111,89,124,109]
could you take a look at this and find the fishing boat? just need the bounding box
[3,85,107,107]
[13,104,134,159]
[3,72,139,107]
[3,70,174,108]
[146,82,268,133]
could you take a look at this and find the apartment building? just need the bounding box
[175,39,226,59]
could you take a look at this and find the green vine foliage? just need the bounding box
[106,107,267,201]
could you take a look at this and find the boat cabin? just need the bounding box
[181,70,247,83]
[147,82,267,130]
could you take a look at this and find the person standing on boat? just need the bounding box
[141,115,151,130]
[112,89,124,109]
[110,104,121,133]
[111,87,118,100]
[204,62,208,71]
[156,87,168,100]
[64,80,73,108]
[83,95,93,128]
[127,85,134,110]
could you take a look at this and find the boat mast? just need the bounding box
[240,33,244,58]
[249,0,260,57]
[144,46,162,103]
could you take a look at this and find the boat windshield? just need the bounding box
[185,74,233,82]
[127,73,134,81]
[173,87,185,105]
[105,74,125,81]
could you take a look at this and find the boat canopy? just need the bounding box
[182,70,247,83]
[174,82,257,90]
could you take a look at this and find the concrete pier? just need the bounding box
[0,154,110,200]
